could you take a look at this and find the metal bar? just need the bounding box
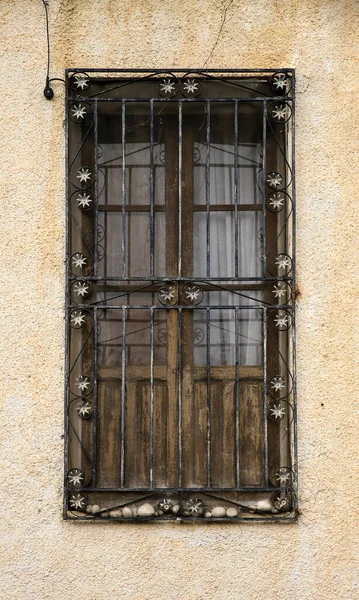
[234,100,239,278]
[92,307,98,486]
[98,204,263,212]
[94,100,99,277]
[206,307,211,487]
[67,68,295,74]
[69,275,293,282]
[235,307,240,487]
[206,100,211,277]
[178,307,182,487]
[149,307,154,488]
[263,308,269,487]
[291,73,298,501]
[63,77,70,519]
[120,306,126,487]
[71,303,286,311]
[150,99,154,277]
[262,101,267,277]
[72,97,294,104]
[82,485,287,492]
[178,101,182,277]
[122,99,127,278]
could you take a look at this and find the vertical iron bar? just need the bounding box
[92,307,98,486]
[120,306,126,487]
[235,307,240,487]
[149,306,154,488]
[234,100,239,278]
[178,101,182,277]
[122,99,127,278]
[291,73,297,502]
[94,100,99,277]
[206,100,211,278]
[150,99,154,277]
[178,307,182,487]
[263,307,269,486]
[206,307,211,487]
[262,101,267,277]
[64,83,70,518]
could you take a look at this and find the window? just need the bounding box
[65,69,296,521]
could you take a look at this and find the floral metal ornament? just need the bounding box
[70,72,91,92]
[157,499,173,513]
[273,310,291,331]
[158,78,178,98]
[274,467,293,487]
[275,253,292,275]
[268,400,286,421]
[180,78,201,98]
[70,309,87,329]
[71,252,87,271]
[182,284,203,306]
[158,284,178,306]
[272,282,290,302]
[184,498,204,516]
[266,171,283,190]
[194,327,204,345]
[76,167,93,187]
[70,103,87,123]
[77,400,93,419]
[76,192,93,210]
[266,191,286,213]
[272,492,292,512]
[73,281,92,299]
[69,492,87,511]
[67,468,84,489]
[270,102,292,123]
[270,375,285,393]
[270,72,291,94]
[75,375,93,395]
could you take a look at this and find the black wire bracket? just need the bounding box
[42,0,65,99]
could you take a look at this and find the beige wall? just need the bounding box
[1,1,359,598]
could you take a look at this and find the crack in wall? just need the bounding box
[203,0,234,67]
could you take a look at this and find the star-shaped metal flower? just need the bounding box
[272,103,291,123]
[76,192,93,210]
[275,254,292,272]
[266,172,283,189]
[269,403,286,420]
[77,167,92,184]
[270,376,285,393]
[158,499,173,513]
[182,78,200,96]
[77,401,93,419]
[267,192,285,212]
[274,312,290,330]
[72,253,87,270]
[185,498,203,515]
[70,310,86,329]
[71,104,87,121]
[183,284,203,305]
[73,74,90,90]
[272,283,287,300]
[67,468,84,489]
[69,492,87,511]
[73,282,90,298]
[75,375,92,393]
[159,79,177,97]
[159,286,175,303]
[275,467,293,486]
[271,73,291,93]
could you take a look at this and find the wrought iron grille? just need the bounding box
[65,69,296,521]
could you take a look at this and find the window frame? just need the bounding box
[64,68,297,522]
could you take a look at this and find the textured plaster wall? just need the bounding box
[1,1,359,598]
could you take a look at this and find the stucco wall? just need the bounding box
[1,1,359,598]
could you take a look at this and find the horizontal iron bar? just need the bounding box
[68,276,294,282]
[81,486,289,493]
[66,514,297,523]
[69,96,293,103]
[67,68,295,74]
[98,204,262,212]
[70,303,292,310]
